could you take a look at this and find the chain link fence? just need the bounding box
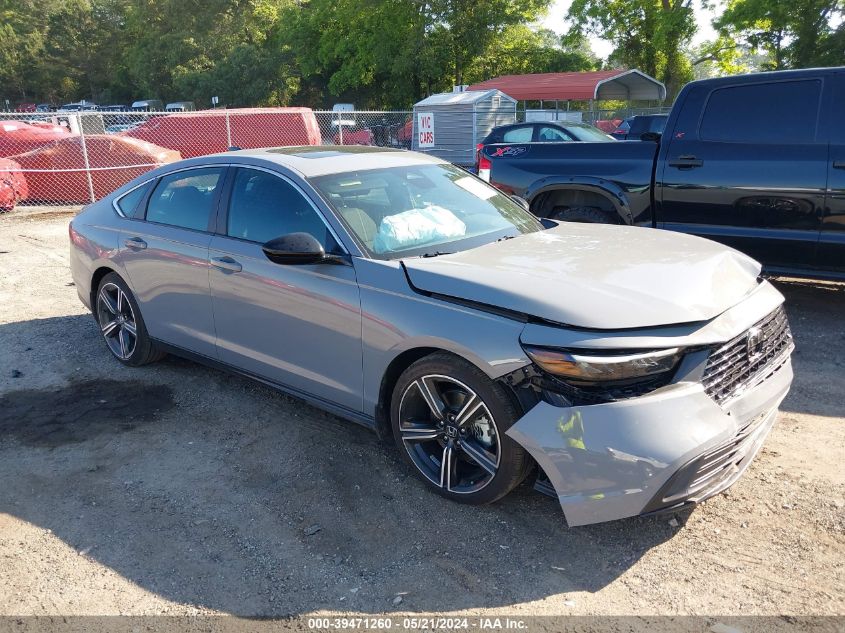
[0,109,413,211]
[0,105,669,211]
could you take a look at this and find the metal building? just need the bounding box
[411,89,517,166]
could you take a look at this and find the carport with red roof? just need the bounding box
[467,69,666,102]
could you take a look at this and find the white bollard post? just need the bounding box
[77,115,96,204]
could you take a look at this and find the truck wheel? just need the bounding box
[553,206,618,224]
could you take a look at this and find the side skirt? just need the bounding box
[151,339,378,432]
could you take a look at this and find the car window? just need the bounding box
[310,163,542,259]
[116,181,152,216]
[537,126,571,142]
[501,126,533,143]
[700,80,822,144]
[145,167,223,231]
[564,124,614,142]
[227,168,336,249]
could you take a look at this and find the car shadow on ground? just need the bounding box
[3,276,841,615]
[0,313,685,614]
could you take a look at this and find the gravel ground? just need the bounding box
[0,207,843,619]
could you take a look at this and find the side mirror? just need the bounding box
[262,232,326,265]
[510,195,530,211]
[640,132,661,143]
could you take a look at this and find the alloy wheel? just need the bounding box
[398,374,501,494]
[96,282,138,360]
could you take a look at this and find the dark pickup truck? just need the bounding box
[481,67,845,278]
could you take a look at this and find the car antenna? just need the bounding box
[227,146,242,151]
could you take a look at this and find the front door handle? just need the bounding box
[833,160,845,169]
[668,155,704,169]
[210,256,242,273]
[123,237,147,249]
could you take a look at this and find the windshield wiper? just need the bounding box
[420,250,453,258]
[496,235,516,242]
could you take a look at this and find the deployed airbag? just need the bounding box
[374,205,466,253]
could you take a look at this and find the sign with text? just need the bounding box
[417,112,434,148]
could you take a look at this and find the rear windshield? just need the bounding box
[310,163,542,259]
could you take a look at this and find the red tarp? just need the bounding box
[0,120,73,156]
[126,107,322,157]
[7,135,180,204]
[0,158,28,211]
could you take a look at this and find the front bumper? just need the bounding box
[506,356,792,527]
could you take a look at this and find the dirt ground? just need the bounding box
[0,207,843,619]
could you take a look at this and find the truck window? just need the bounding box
[700,80,822,144]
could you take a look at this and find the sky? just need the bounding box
[540,0,720,60]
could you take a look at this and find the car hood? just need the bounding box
[401,224,762,330]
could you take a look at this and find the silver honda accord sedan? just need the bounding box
[69,146,794,526]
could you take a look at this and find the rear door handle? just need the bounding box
[123,237,147,249]
[668,155,704,169]
[210,256,242,273]
[834,161,845,169]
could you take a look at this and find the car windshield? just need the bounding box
[565,123,614,142]
[310,163,543,260]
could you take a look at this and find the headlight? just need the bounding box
[523,346,682,384]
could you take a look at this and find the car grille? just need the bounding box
[702,305,793,406]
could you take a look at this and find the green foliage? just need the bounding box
[5,0,837,109]
[566,0,696,99]
[714,0,844,70]
[466,27,598,82]
[282,0,593,108]
[1,0,579,108]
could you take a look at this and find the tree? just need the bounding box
[0,0,63,102]
[281,0,445,108]
[121,0,295,105]
[566,0,697,99]
[466,27,598,81]
[282,0,557,108]
[426,0,552,87]
[714,0,844,70]
[43,0,130,103]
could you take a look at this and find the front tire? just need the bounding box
[95,272,164,366]
[391,353,531,505]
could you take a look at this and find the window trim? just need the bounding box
[219,164,349,255]
[112,178,155,218]
[697,77,824,145]
[141,165,228,234]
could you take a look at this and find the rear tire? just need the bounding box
[553,205,618,224]
[95,272,165,366]
[390,352,531,505]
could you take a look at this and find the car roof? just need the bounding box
[215,145,447,177]
[492,121,591,131]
